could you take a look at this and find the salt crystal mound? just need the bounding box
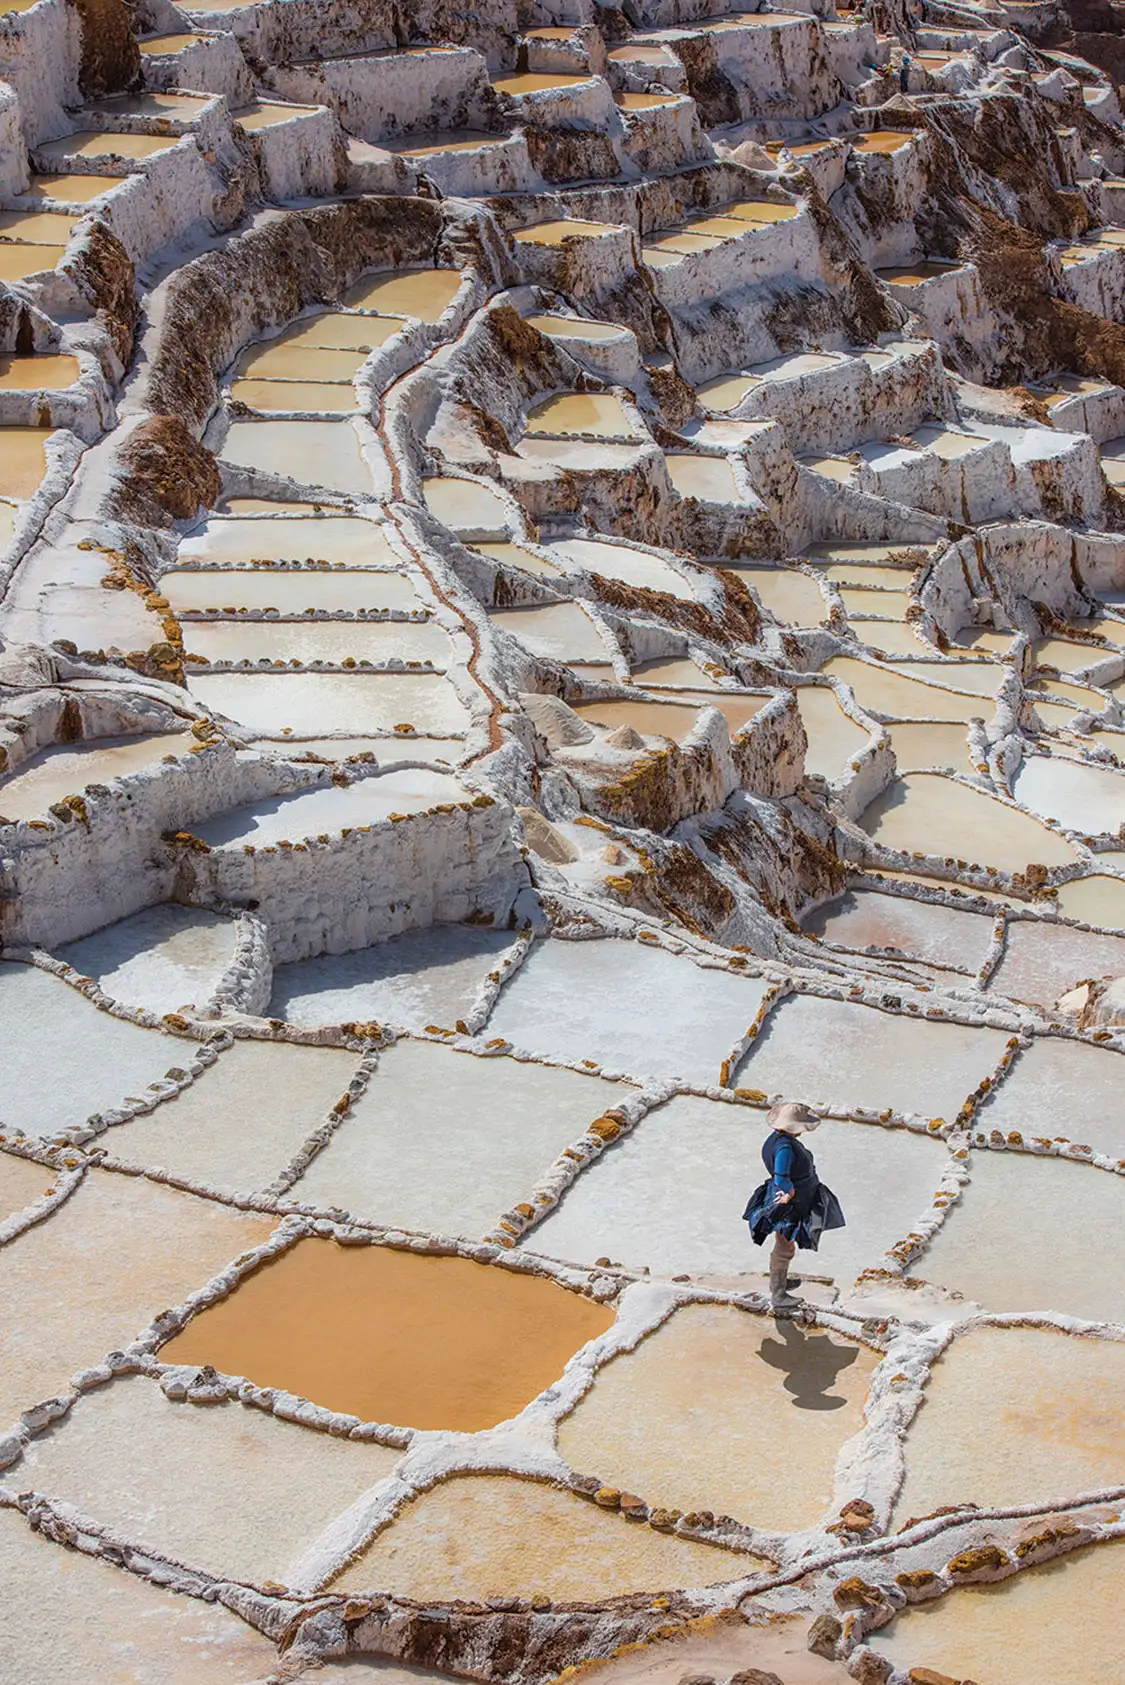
[3,0,1125,1675]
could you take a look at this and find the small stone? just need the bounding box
[807,1613,842,1658]
[593,1486,621,1508]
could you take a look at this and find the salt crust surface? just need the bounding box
[801,887,995,969]
[0,1149,54,1223]
[734,992,1009,1120]
[20,1373,402,1586]
[291,1040,630,1234]
[271,924,514,1030]
[973,1035,1125,1156]
[0,962,192,1138]
[58,904,240,1016]
[110,1038,361,1194]
[558,1302,879,1532]
[0,1506,279,1685]
[0,1170,272,1428]
[529,1094,944,1284]
[987,917,1125,1005]
[488,940,771,1083]
[331,1474,762,1600]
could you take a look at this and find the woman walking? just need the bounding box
[743,1101,845,1309]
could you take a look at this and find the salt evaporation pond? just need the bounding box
[188,671,471,734]
[332,1475,755,1601]
[177,515,401,566]
[490,602,613,663]
[162,1237,613,1431]
[794,686,871,778]
[161,567,419,613]
[801,888,995,970]
[271,923,515,1030]
[0,962,194,1139]
[1053,872,1125,925]
[290,1040,629,1235]
[182,617,451,665]
[823,656,993,721]
[0,1152,54,1224]
[0,732,193,820]
[974,1034,1125,1156]
[488,938,771,1083]
[989,918,1125,1004]
[918,1149,1125,1322]
[221,421,375,495]
[735,992,1008,1120]
[861,773,1080,872]
[543,538,695,598]
[558,1303,878,1531]
[58,904,238,1016]
[886,719,974,771]
[193,770,465,848]
[1014,752,1125,835]
[529,1094,945,1284]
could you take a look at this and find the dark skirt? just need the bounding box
[743,1178,846,1251]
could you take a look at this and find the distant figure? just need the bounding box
[743,1102,845,1310]
[899,53,913,93]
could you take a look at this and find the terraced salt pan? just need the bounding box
[0,962,194,1139]
[232,100,319,130]
[194,770,464,848]
[850,620,936,659]
[697,373,760,411]
[473,540,561,577]
[1033,675,1105,709]
[513,219,624,246]
[544,538,694,598]
[665,454,740,502]
[1033,634,1114,670]
[735,993,1008,1121]
[275,313,403,352]
[489,938,770,1084]
[271,923,514,1031]
[861,774,1080,872]
[631,655,715,686]
[182,616,450,665]
[0,732,193,820]
[919,1149,1125,1322]
[162,566,419,613]
[229,378,359,413]
[178,515,400,566]
[874,1541,1125,1685]
[887,719,974,772]
[37,130,177,162]
[58,905,238,1016]
[0,1507,278,1685]
[423,475,509,534]
[0,352,80,390]
[491,602,613,663]
[0,1168,271,1427]
[558,1303,878,1531]
[975,1034,1125,1158]
[21,1373,399,1587]
[341,268,462,320]
[793,686,871,779]
[290,1040,630,1235]
[526,394,639,439]
[988,918,1125,1005]
[822,658,991,723]
[163,1237,613,1431]
[0,426,52,497]
[894,1325,1125,1522]
[525,313,629,342]
[837,585,910,615]
[1014,753,1125,835]
[573,696,714,741]
[233,343,369,383]
[743,568,826,625]
[801,888,994,969]
[0,1149,54,1223]
[188,671,471,735]
[137,31,202,51]
[333,1474,753,1599]
[1053,872,1125,924]
[221,421,374,496]
[530,1095,944,1284]
[256,735,462,765]
[23,172,122,203]
[0,242,66,282]
[108,1038,360,1194]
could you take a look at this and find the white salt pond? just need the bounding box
[490,602,613,663]
[58,905,238,1016]
[801,888,994,970]
[290,1041,631,1235]
[271,924,516,1031]
[182,617,451,665]
[1053,872,1125,925]
[887,719,974,772]
[0,1150,54,1223]
[193,769,465,848]
[1014,753,1125,836]
[529,1094,945,1284]
[918,1148,1125,1322]
[422,476,510,535]
[0,1168,271,1426]
[893,1324,1125,1519]
[162,567,419,613]
[0,732,193,821]
[0,962,193,1140]
[20,1373,399,1588]
[665,453,740,502]
[544,538,695,598]
[794,686,871,779]
[177,516,400,566]
[742,568,826,625]
[735,992,1008,1121]
[221,421,375,496]
[341,267,462,320]
[489,938,770,1083]
[108,1038,361,1195]
[188,671,472,735]
[558,1302,879,1531]
[861,774,1080,873]
[988,918,1125,1005]
[874,1540,1125,1685]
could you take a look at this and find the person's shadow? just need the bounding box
[757,1318,859,1411]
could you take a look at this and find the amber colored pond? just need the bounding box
[161,1237,614,1431]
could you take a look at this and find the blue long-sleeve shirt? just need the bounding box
[770,1134,797,1197]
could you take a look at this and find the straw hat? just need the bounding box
[767,1101,821,1135]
